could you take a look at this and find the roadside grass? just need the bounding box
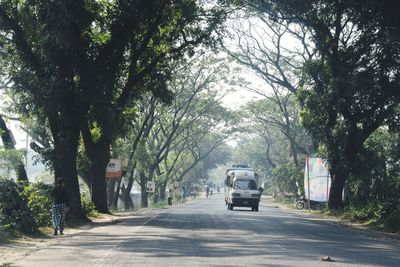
[271,196,400,234]
[270,195,296,207]
[149,200,169,209]
[110,207,138,214]
[322,208,400,233]
[0,224,50,245]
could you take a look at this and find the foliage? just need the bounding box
[0,0,226,215]
[0,180,37,233]
[290,0,399,208]
[0,148,26,178]
[20,182,53,227]
[81,193,96,216]
[345,129,400,213]
[271,162,303,195]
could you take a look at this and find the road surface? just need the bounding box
[12,194,400,266]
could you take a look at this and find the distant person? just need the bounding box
[181,186,186,202]
[205,185,209,198]
[210,186,213,196]
[51,177,69,235]
[167,189,173,206]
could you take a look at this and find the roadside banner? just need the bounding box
[106,159,122,178]
[304,157,330,202]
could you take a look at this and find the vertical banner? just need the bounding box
[304,157,330,202]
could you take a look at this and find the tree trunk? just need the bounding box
[89,149,110,213]
[288,136,299,167]
[113,177,123,209]
[81,122,111,214]
[160,181,167,201]
[0,115,28,182]
[121,183,134,210]
[140,171,148,207]
[107,179,117,209]
[122,168,135,210]
[328,171,347,209]
[52,127,85,219]
[152,187,159,203]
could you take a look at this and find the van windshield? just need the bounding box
[234,179,257,190]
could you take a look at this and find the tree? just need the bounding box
[0,114,27,181]
[222,7,314,193]
[220,11,313,195]
[0,1,225,215]
[132,55,233,207]
[230,0,400,209]
[77,1,225,213]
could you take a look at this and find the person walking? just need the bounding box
[51,177,69,235]
[167,189,173,206]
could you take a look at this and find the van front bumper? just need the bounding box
[231,198,259,207]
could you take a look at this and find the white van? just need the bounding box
[225,166,262,211]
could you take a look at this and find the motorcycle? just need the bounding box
[295,196,325,210]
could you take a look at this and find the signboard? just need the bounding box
[106,159,122,178]
[304,157,330,202]
[146,181,155,193]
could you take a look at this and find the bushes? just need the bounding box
[81,193,96,215]
[1,180,97,234]
[0,176,104,236]
[21,182,53,227]
[0,180,37,233]
[379,199,400,231]
[271,162,303,196]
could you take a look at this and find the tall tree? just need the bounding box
[239,0,400,208]
[223,9,315,168]
[134,55,232,207]
[0,1,225,215]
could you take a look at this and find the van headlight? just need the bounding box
[252,194,260,198]
[232,193,241,197]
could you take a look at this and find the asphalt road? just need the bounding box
[13,193,400,267]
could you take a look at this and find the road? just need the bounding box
[12,193,400,267]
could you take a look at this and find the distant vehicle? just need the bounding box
[225,165,262,212]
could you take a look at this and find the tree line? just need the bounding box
[225,0,400,228]
[0,0,399,228]
[0,0,231,220]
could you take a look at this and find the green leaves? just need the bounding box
[0,148,26,172]
[0,180,37,233]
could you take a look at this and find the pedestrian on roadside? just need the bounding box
[181,186,186,202]
[51,177,69,235]
[167,189,173,206]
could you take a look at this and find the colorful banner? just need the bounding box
[304,157,330,202]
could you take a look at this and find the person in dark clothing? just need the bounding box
[51,177,69,235]
[167,189,173,206]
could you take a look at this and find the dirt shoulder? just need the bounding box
[0,209,158,265]
[260,195,400,240]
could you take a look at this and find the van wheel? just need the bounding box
[251,206,255,211]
